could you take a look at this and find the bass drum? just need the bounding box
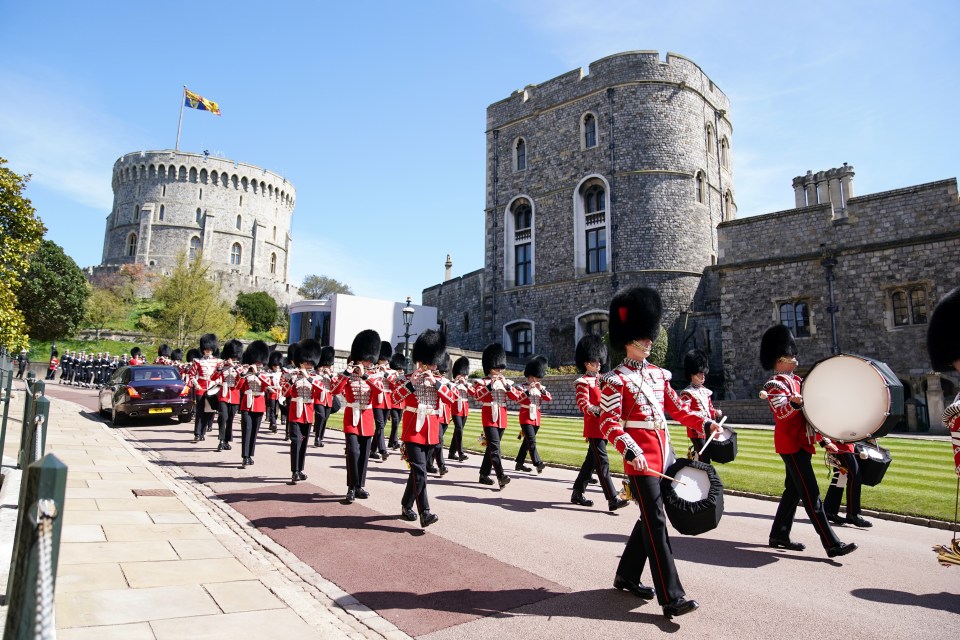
[660,459,724,536]
[801,354,904,442]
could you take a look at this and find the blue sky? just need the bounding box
[2,1,957,303]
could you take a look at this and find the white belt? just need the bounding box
[347,402,372,426]
[244,389,263,406]
[527,404,538,421]
[291,396,309,419]
[219,385,232,400]
[622,420,662,431]
[404,404,436,432]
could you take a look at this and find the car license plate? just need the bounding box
[149,408,173,414]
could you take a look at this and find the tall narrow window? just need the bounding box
[273,226,277,240]
[506,198,534,288]
[695,172,705,204]
[706,124,715,156]
[126,233,138,257]
[515,138,526,171]
[196,208,203,224]
[240,195,243,207]
[582,113,597,148]
[189,236,201,260]
[270,252,277,274]
[515,243,531,286]
[586,228,606,274]
[199,188,203,200]
[463,312,470,332]
[162,184,166,197]
[133,205,139,222]
[158,204,165,221]
[892,292,909,326]
[236,214,242,230]
[513,326,533,357]
[579,180,607,275]
[230,243,242,266]
[721,137,730,168]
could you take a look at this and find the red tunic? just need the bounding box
[452,379,471,417]
[679,385,721,439]
[331,371,384,437]
[598,360,712,477]
[236,370,272,413]
[763,373,820,454]
[189,356,221,394]
[213,362,242,405]
[264,369,281,400]
[393,371,457,445]
[467,378,522,428]
[283,371,325,424]
[517,382,551,426]
[575,374,603,439]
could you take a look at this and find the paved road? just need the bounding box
[48,383,960,639]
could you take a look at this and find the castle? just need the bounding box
[96,150,298,305]
[424,51,960,430]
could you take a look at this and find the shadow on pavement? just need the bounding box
[850,588,960,613]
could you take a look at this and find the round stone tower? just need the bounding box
[100,150,297,304]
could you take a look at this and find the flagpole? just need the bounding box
[175,85,185,150]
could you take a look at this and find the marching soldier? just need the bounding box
[189,334,221,442]
[331,330,385,503]
[468,343,522,489]
[282,339,325,483]
[265,351,284,433]
[599,286,722,619]
[46,350,59,380]
[369,341,394,461]
[129,347,145,366]
[394,329,455,528]
[155,344,172,365]
[679,350,723,464]
[427,353,452,475]
[760,324,857,559]
[387,352,408,449]
[927,287,960,475]
[212,340,243,452]
[312,346,337,447]
[447,356,471,462]
[824,442,871,528]
[571,335,628,511]
[515,355,551,474]
[236,340,271,468]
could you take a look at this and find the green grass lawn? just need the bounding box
[452,413,956,522]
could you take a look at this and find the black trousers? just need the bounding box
[45,368,56,380]
[479,426,506,479]
[448,415,466,458]
[574,438,616,500]
[690,437,712,464]
[388,408,402,447]
[430,423,448,468]
[771,450,841,549]
[314,404,331,444]
[265,398,279,430]
[617,474,685,607]
[344,433,372,490]
[402,442,432,513]
[195,392,217,439]
[516,423,542,466]
[218,402,238,443]
[824,452,862,519]
[241,411,263,458]
[289,421,310,473]
[372,408,388,455]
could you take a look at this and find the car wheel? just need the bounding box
[111,407,126,428]
[177,414,192,423]
[98,397,110,418]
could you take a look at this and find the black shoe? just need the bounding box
[241,458,248,468]
[426,466,439,474]
[355,488,369,499]
[439,466,449,476]
[191,438,200,444]
[420,511,439,528]
[282,436,289,442]
[608,498,629,512]
[401,507,417,522]
[515,464,532,472]
[571,493,594,507]
[291,473,298,484]
[370,452,382,461]
[769,537,806,551]
[389,443,400,450]
[536,461,546,474]
[248,457,254,466]
[447,454,458,461]
[498,476,511,489]
[269,426,277,433]
[381,450,390,461]
[318,441,324,447]
[663,597,699,619]
[847,516,872,528]
[200,435,206,441]
[459,454,469,462]
[223,442,232,450]
[314,440,321,447]
[613,574,655,599]
[588,477,598,485]
[297,472,307,481]
[216,442,224,452]
[826,542,858,558]
[826,513,846,526]
[479,476,495,485]
[344,489,355,504]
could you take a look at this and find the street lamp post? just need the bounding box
[821,255,841,355]
[401,296,415,373]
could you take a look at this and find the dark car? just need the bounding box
[98,365,193,427]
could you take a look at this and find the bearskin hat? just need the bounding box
[928,287,960,372]
[684,349,710,378]
[170,348,183,362]
[437,351,452,373]
[130,347,142,358]
[185,348,201,363]
[608,286,662,350]
[379,341,393,363]
[298,339,322,367]
[524,355,548,379]
[319,346,335,367]
[412,329,446,366]
[157,344,171,358]
[286,342,300,367]
[575,335,607,374]
[268,350,284,368]
[759,324,797,370]
[452,356,471,378]
[482,343,507,376]
[200,333,218,353]
[242,340,269,366]
[350,329,381,363]
[389,353,408,371]
[221,339,243,361]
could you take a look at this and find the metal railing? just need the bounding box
[18,376,50,470]
[0,353,14,461]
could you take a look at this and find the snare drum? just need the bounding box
[707,427,738,464]
[660,459,724,536]
[206,384,221,397]
[854,441,892,486]
[801,354,904,442]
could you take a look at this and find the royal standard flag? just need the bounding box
[184,88,221,116]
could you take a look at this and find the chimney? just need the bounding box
[444,254,453,282]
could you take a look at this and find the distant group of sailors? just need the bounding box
[52,348,146,387]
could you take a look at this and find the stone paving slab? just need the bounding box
[58,622,156,640]
[59,540,180,565]
[63,510,153,525]
[204,579,286,613]
[122,557,254,588]
[102,523,214,542]
[56,584,220,627]
[168,538,234,560]
[150,608,321,639]
[61,524,107,543]
[56,563,128,593]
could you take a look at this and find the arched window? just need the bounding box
[576,178,608,275]
[158,204,165,221]
[506,199,534,287]
[576,310,610,344]
[891,287,928,327]
[196,208,203,224]
[126,233,138,257]
[236,214,242,230]
[779,301,811,337]
[514,138,527,171]
[695,172,705,204]
[273,226,277,240]
[582,113,597,149]
[720,137,730,169]
[270,252,277,274]
[724,190,735,220]
[504,321,534,358]
[705,123,715,155]
[189,236,201,260]
[133,205,140,222]
[230,243,242,266]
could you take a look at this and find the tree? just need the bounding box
[139,252,249,349]
[298,274,353,300]
[234,291,278,332]
[89,263,147,304]
[0,157,46,351]
[17,239,89,340]
[85,286,128,340]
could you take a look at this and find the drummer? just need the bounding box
[927,287,960,475]
[679,349,723,464]
[824,443,871,528]
[760,324,857,558]
[598,286,722,620]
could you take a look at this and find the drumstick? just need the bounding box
[697,416,729,458]
[646,468,689,486]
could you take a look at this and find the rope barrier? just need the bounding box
[33,499,58,640]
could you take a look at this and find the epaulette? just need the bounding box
[574,376,592,385]
[600,371,623,386]
[663,368,673,382]
[944,401,960,430]
[763,379,789,394]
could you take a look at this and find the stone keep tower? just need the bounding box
[426,51,734,366]
[100,150,297,304]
